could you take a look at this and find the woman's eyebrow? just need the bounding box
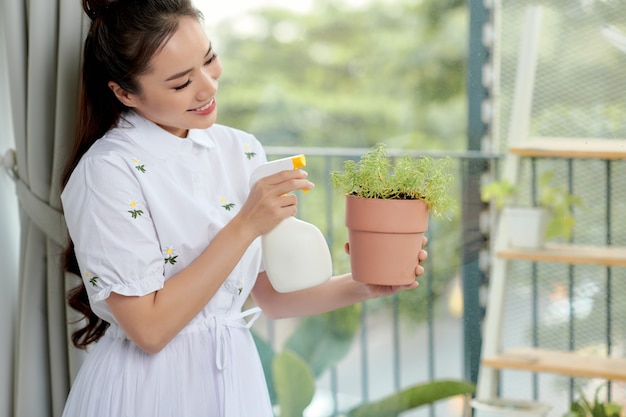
[164,44,213,82]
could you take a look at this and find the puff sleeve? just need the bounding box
[61,152,165,324]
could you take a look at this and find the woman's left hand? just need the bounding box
[361,236,428,298]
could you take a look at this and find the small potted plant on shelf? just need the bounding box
[329,143,454,286]
[480,171,584,249]
[563,384,624,417]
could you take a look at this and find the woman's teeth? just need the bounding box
[193,99,213,111]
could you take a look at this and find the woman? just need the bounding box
[60,0,428,416]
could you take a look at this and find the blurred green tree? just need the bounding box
[211,0,467,151]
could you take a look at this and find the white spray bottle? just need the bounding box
[249,155,333,292]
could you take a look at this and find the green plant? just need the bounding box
[345,380,475,417]
[480,171,584,241]
[479,178,516,210]
[329,143,455,217]
[254,305,363,417]
[563,384,624,417]
[253,303,475,417]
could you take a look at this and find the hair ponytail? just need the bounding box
[65,243,110,349]
[63,0,203,349]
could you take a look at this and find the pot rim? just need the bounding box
[345,194,429,233]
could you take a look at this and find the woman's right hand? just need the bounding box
[236,169,315,237]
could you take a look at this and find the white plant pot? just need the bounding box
[504,206,550,249]
[471,398,551,417]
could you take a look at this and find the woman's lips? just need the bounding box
[189,98,216,115]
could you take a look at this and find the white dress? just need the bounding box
[61,111,273,417]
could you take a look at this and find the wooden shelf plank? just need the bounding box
[482,348,626,381]
[497,243,626,267]
[510,137,626,160]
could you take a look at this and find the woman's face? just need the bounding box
[112,17,222,138]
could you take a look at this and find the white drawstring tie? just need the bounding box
[214,307,262,417]
[214,307,262,370]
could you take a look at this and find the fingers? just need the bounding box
[386,281,419,295]
[400,281,419,290]
[415,237,428,277]
[278,193,297,209]
[418,249,428,264]
[363,281,418,299]
[239,169,314,237]
[259,169,315,195]
[418,235,428,264]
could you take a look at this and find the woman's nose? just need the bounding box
[198,70,219,97]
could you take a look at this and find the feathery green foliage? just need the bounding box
[329,143,455,217]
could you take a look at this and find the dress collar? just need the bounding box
[118,111,216,159]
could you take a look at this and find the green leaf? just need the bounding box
[346,379,475,417]
[604,403,623,417]
[252,331,277,405]
[273,350,315,417]
[480,179,517,209]
[284,305,360,377]
[567,383,624,417]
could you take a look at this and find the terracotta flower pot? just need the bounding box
[344,195,428,285]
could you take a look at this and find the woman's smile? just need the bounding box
[189,97,216,115]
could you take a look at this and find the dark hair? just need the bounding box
[63,0,203,349]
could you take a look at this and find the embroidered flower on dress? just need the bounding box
[128,200,144,219]
[85,271,99,287]
[163,246,178,265]
[244,145,256,160]
[221,197,236,211]
[237,280,245,295]
[133,157,146,173]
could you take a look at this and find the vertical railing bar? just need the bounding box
[567,158,575,401]
[427,227,435,379]
[360,301,369,403]
[387,155,401,392]
[330,366,339,417]
[325,154,340,415]
[268,319,275,348]
[393,293,401,391]
[605,159,613,400]
[530,158,539,397]
[462,157,486,387]
[325,155,335,250]
[531,261,538,399]
[427,233,435,417]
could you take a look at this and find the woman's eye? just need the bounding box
[174,79,192,90]
[204,53,217,66]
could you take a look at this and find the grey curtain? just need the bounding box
[0,27,20,417]
[1,1,87,416]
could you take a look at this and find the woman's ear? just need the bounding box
[108,81,137,107]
